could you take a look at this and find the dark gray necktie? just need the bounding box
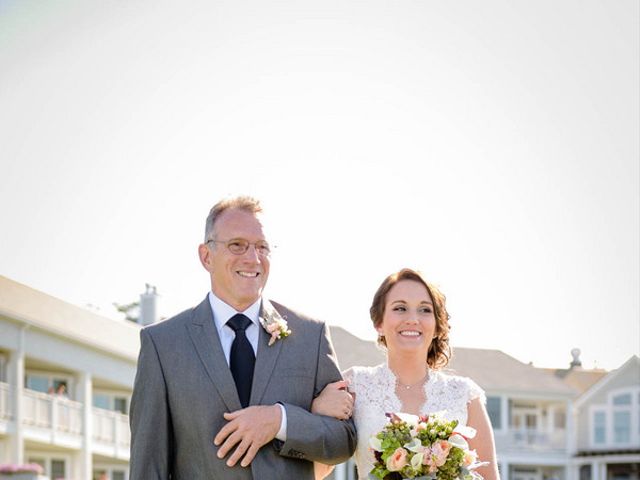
[227,314,255,408]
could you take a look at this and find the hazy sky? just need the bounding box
[1,0,638,371]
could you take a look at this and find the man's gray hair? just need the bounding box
[204,196,263,242]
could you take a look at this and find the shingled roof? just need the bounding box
[445,347,577,396]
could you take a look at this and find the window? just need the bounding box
[554,410,566,429]
[613,411,631,443]
[593,411,606,444]
[26,375,49,393]
[27,456,67,479]
[51,459,65,479]
[114,397,128,414]
[590,386,640,448]
[611,388,638,445]
[579,465,591,480]
[0,354,7,383]
[613,393,631,405]
[93,391,129,414]
[25,372,72,396]
[112,472,126,480]
[611,474,631,480]
[486,397,501,429]
[93,394,111,410]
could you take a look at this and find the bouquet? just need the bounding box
[369,412,487,480]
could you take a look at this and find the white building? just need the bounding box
[0,276,139,480]
[0,275,637,480]
[571,356,640,480]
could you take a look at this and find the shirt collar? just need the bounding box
[208,291,261,330]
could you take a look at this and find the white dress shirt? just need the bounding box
[207,291,287,440]
[209,292,261,362]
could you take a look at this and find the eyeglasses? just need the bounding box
[206,238,273,256]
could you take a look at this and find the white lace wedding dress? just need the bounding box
[343,364,485,480]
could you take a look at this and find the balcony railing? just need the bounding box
[496,427,566,452]
[92,407,130,448]
[92,407,130,459]
[22,388,83,435]
[0,383,130,458]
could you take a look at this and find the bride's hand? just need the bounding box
[311,380,354,420]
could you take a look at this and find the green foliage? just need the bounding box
[113,300,139,323]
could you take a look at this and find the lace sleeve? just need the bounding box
[342,367,356,393]
[466,377,486,405]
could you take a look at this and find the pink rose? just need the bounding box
[386,447,408,472]
[422,447,438,474]
[431,440,451,466]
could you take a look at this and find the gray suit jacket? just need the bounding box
[129,297,356,479]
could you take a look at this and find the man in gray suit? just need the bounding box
[129,196,356,479]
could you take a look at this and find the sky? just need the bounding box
[1,0,638,371]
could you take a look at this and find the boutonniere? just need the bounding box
[261,316,291,346]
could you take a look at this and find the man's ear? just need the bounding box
[198,243,212,272]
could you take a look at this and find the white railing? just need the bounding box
[92,407,130,449]
[22,388,83,434]
[498,428,566,452]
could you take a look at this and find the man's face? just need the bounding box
[199,208,271,311]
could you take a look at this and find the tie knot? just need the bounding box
[227,313,252,333]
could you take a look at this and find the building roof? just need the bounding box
[544,367,608,394]
[0,275,141,361]
[574,355,640,408]
[446,347,577,396]
[329,326,577,397]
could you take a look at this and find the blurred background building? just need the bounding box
[0,276,638,480]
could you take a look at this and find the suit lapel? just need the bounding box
[250,299,284,405]
[186,297,242,411]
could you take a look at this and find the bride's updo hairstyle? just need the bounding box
[369,268,451,370]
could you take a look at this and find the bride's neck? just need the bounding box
[387,353,428,385]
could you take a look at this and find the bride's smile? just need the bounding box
[376,279,436,354]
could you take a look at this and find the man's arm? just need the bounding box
[278,322,357,464]
[129,328,173,479]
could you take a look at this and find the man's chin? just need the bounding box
[232,290,263,308]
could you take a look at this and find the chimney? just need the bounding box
[570,348,582,369]
[139,284,158,326]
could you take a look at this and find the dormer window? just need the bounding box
[590,386,639,448]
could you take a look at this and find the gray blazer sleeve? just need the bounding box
[129,328,173,479]
[278,323,357,464]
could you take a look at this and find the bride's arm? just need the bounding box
[312,371,356,479]
[467,397,500,480]
[311,380,354,420]
[313,461,335,480]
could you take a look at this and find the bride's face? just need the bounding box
[376,280,436,356]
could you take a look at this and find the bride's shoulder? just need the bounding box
[430,370,486,403]
[342,363,387,384]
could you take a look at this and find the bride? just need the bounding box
[312,268,499,480]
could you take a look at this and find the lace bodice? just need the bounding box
[343,364,485,480]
